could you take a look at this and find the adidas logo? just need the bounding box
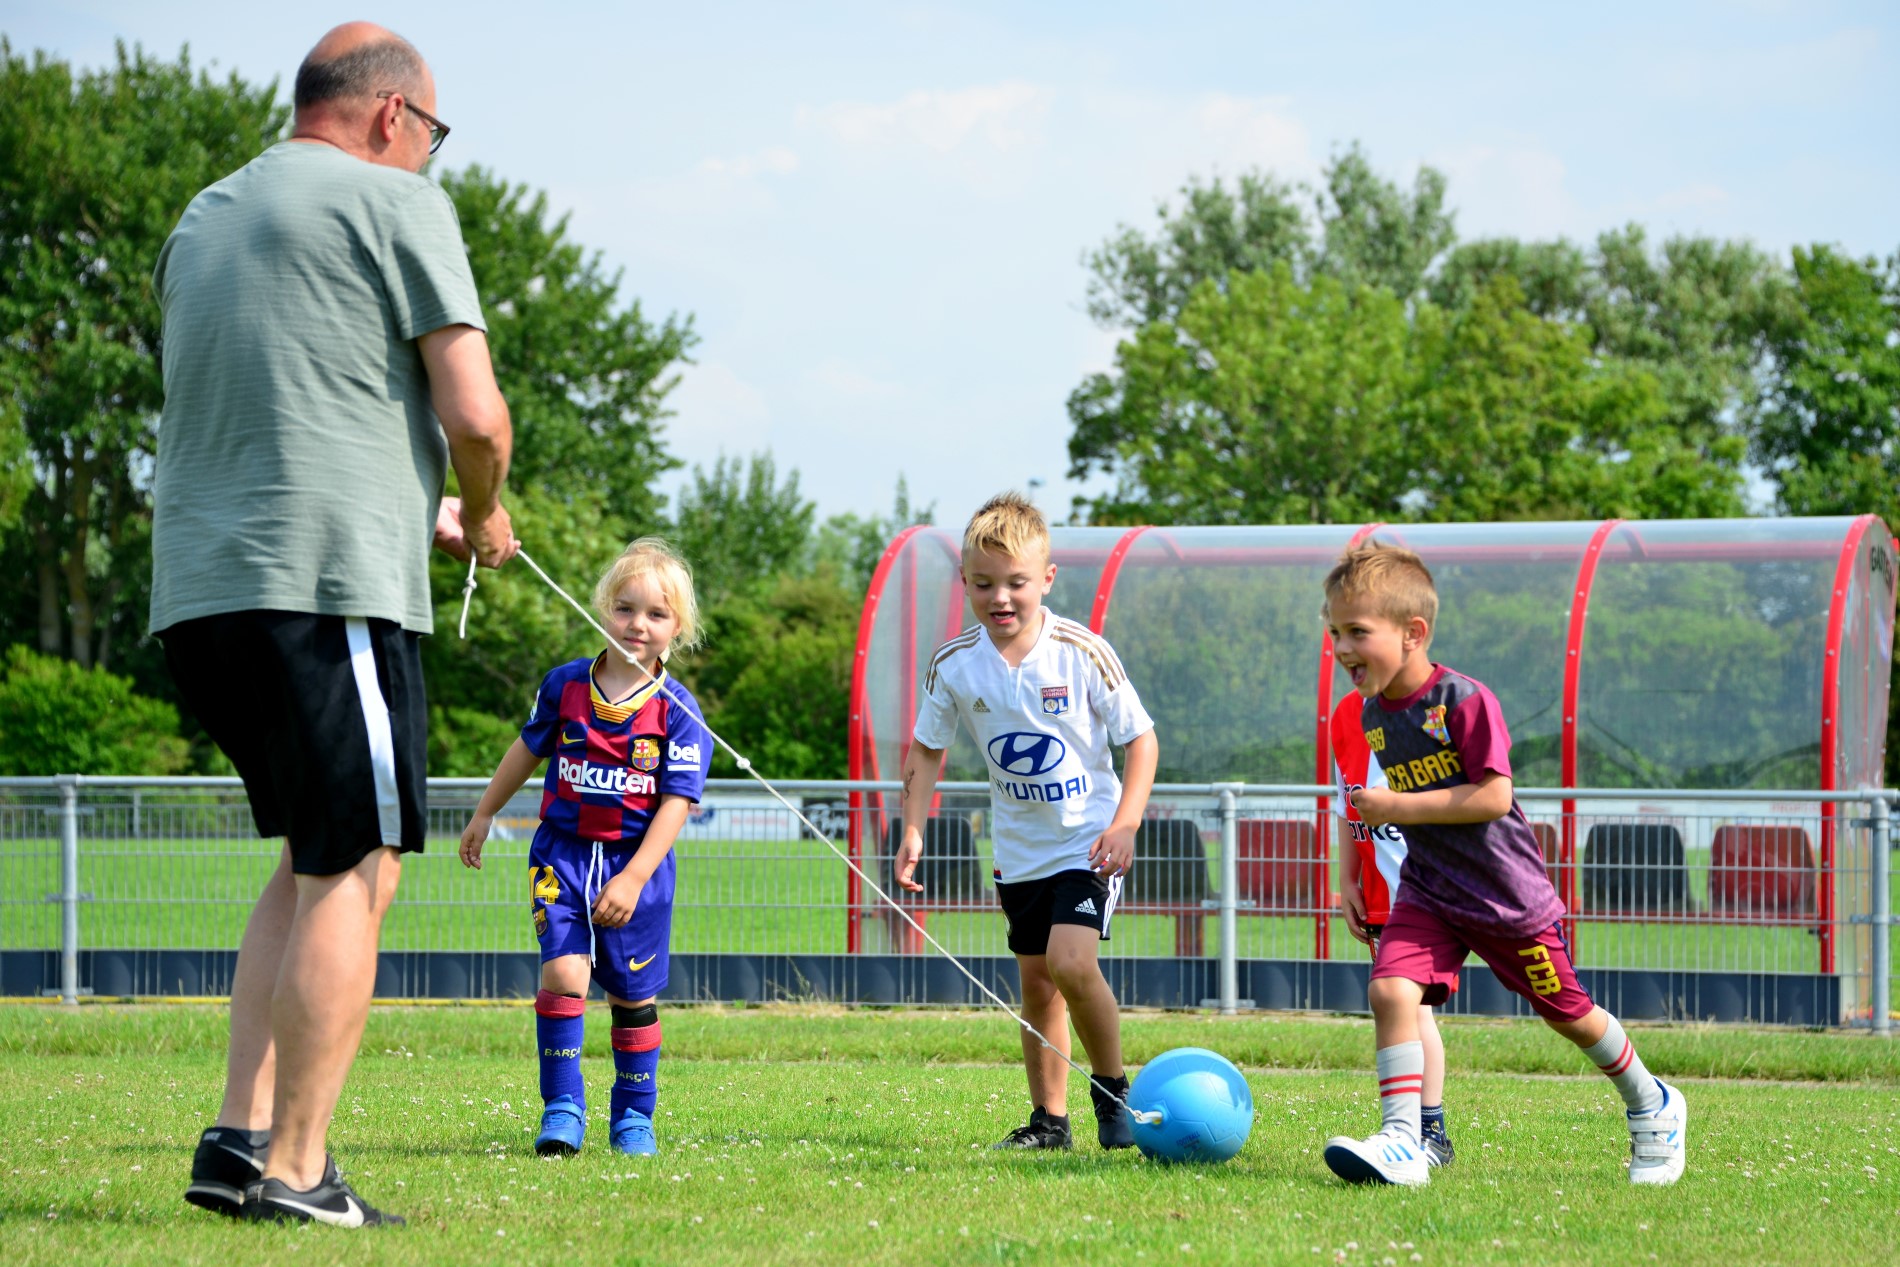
[973,697,990,713]
[1074,897,1098,915]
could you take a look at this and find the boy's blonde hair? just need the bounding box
[593,537,702,655]
[1323,540,1439,632]
[961,491,1049,565]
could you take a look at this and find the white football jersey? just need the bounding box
[913,610,1155,883]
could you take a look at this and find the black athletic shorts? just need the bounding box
[995,867,1122,956]
[160,611,427,876]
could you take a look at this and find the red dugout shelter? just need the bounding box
[847,517,1896,966]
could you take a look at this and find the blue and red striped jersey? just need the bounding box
[521,656,709,843]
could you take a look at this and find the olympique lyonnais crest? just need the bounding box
[1422,703,1450,746]
[1040,685,1070,716]
[630,738,661,772]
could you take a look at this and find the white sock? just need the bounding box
[1582,1014,1665,1114]
[1375,1041,1424,1143]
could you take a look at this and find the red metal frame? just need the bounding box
[1816,514,1879,975]
[1558,519,1624,950]
[1312,522,1385,959]
[1088,526,1153,635]
[845,524,928,952]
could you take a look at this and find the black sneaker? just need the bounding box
[185,1125,267,1217]
[1090,1074,1135,1150]
[1421,1124,1456,1168]
[992,1106,1073,1151]
[240,1155,404,1228]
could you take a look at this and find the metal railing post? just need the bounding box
[1217,784,1240,1016]
[58,775,80,1006]
[1870,790,1891,1037]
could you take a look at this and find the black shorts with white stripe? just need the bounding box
[161,611,427,876]
[995,867,1120,956]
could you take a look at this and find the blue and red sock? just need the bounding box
[610,1012,662,1121]
[535,989,587,1108]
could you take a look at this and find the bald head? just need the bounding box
[294,23,428,114]
[290,23,439,171]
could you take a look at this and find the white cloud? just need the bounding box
[807,358,904,401]
[1429,143,1586,240]
[667,360,773,459]
[1191,94,1313,175]
[1652,182,1730,212]
[797,81,1052,154]
[696,146,800,178]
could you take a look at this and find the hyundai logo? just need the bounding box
[987,731,1067,777]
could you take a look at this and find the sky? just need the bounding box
[5,1,1896,523]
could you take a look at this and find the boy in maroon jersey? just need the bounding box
[1319,542,1685,1188]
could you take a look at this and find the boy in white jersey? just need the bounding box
[897,492,1159,1152]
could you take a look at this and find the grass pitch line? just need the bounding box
[464,548,1160,1123]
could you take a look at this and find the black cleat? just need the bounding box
[1422,1124,1456,1168]
[185,1125,267,1217]
[992,1106,1073,1151]
[240,1155,404,1228]
[1090,1075,1135,1150]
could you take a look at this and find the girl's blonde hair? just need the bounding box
[592,537,702,656]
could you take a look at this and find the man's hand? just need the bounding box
[593,872,646,928]
[434,496,471,561]
[1350,786,1403,828]
[894,827,925,892]
[1088,823,1136,877]
[463,498,518,569]
[434,495,518,568]
[458,813,490,869]
[1339,876,1371,944]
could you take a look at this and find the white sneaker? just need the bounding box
[1323,1129,1430,1187]
[1626,1079,1687,1186]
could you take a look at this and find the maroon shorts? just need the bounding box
[1371,901,1595,1023]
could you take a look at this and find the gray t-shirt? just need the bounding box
[150,142,487,634]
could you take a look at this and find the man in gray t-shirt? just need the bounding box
[154,22,515,1228]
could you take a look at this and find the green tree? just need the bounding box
[442,167,696,522]
[1752,245,1900,786]
[0,42,287,672]
[1433,227,1787,486]
[1083,144,1456,333]
[423,483,633,775]
[1754,246,1900,528]
[669,453,815,607]
[0,644,189,775]
[414,171,698,770]
[809,476,934,591]
[1068,265,1711,526]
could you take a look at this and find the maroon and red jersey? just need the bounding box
[1365,664,1563,937]
[521,656,709,843]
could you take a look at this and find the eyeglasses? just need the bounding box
[375,90,450,155]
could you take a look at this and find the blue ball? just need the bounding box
[1126,1047,1254,1164]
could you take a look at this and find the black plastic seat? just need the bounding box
[1124,818,1210,906]
[1582,823,1689,914]
[881,815,985,902]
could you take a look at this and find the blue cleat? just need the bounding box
[534,1094,587,1157]
[609,1107,658,1156]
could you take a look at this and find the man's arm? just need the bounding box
[420,324,516,568]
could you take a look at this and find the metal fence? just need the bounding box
[0,777,1891,1029]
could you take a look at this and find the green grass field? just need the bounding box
[1,1005,1895,1265]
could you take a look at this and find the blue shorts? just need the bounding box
[527,822,675,1001]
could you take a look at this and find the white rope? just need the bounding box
[457,555,478,640]
[468,546,1153,1123]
